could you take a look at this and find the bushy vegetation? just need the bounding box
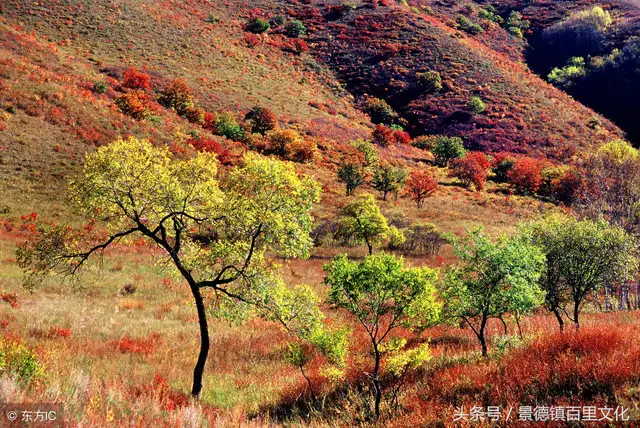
[432,136,466,166]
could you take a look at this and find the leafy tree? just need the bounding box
[364,97,398,126]
[439,229,545,356]
[507,157,544,194]
[491,152,516,183]
[548,57,587,88]
[324,253,440,420]
[16,136,325,398]
[337,157,366,196]
[468,96,486,114]
[371,163,407,201]
[449,152,490,191]
[336,194,390,255]
[404,170,438,209]
[350,138,379,167]
[158,79,195,116]
[432,136,466,167]
[524,214,638,331]
[214,111,244,141]
[245,106,278,134]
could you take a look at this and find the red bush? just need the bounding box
[507,157,545,194]
[245,106,278,134]
[0,292,19,309]
[405,169,438,208]
[115,333,161,356]
[372,125,396,147]
[203,112,217,132]
[115,90,152,120]
[393,129,411,145]
[122,67,151,91]
[450,152,490,191]
[186,137,233,165]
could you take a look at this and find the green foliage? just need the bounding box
[385,342,431,377]
[336,194,390,255]
[416,71,443,93]
[596,139,639,163]
[93,81,108,94]
[456,15,483,35]
[0,338,45,384]
[523,214,638,329]
[246,18,270,34]
[506,11,530,31]
[285,20,307,38]
[508,26,523,38]
[468,96,486,114]
[440,228,545,355]
[337,158,366,196]
[363,97,398,125]
[478,8,504,24]
[215,112,245,141]
[324,253,440,418]
[350,139,379,167]
[548,57,587,87]
[370,163,407,201]
[432,136,466,166]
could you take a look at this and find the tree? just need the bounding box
[337,157,366,196]
[245,106,278,134]
[432,136,466,167]
[350,138,379,167]
[439,229,545,356]
[371,163,407,201]
[449,152,490,191]
[246,17,270,34]
[364,97,398,126]
[507,157,544,194]
[157,79,195,116]
[524,214,638,331]
[404,170,438,209]
[336,194,390,255]
[16,136,325,398]
[324,253,440,420]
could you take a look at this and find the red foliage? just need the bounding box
[507,157,545,194]
[404,169,438,208]
[393,129,411,145]
[450,152,490,191]
[115,90,152,120]
[372,125,396,147]
[282,38,309,55]
[552,168,582,205]
[186,137,232,165]
[203,112,217,132]
[115,333,161,356]
[121,67,151,91]
[0,293,19,309]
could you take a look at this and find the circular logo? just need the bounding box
[6,411,17,422]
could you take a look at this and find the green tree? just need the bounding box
[285,20,307,38]
[432,136,466,167]
[371,163,407,201]
[324,253,440,420]
[350,138,379,167]
[439,229,545,356]
[468,96,486,114]
[336,194,390,255]
[524,214,638,331]
[337,157,366,196]
[16,136,325,398]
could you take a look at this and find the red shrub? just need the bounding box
[405,169,438,208]
[450,152,490,191]
[552,168,582,204]
[393,129,411,145]
[372,125,395,147]
[157,79,194,115]
[115,90,152,120]
[115,333,160,356]
[0,293,19,309]
[122,67,151,91]
[283,38,309,55]
[186,137,233,165]
[245,106,278,134]
[507,157,544,194]
[203,112,217,132]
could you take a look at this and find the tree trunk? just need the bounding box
[365,236,373,256]
[573,301,580,331]
[479,317,488,357]
[372,346,382,420]
[552,308,564,333]
[191,285,210,398]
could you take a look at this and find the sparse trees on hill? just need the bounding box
[324,253,440,420]
[16,136,325,398]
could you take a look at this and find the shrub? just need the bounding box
[371,163,407,200]
[203,112,217,132]
[350,139,379,166]
[245,106,278,134]
[264,129,302,157]
[508,26,524,38]
[0,338,45,383]
[548,57,587,88]
[122,67,151,91]
[157,79,194,115]
[282,39,309,55]
[285,20,307,38]
[184,106,204,124]
[432,136,466,166]
[449,152,490,191]
[405,170,438,208]
[115,90,152,120]
[93,81,108,94]
[397,223,446,256]
[393,129,411,145]
[186,137,233,165]
[507,157,544,194]
[286,139,318,163]
[372,125,396,147]
[479,7,504,24]
[246,17,270,34]
[215,112,244,141]
[416,71,443,93]
[491,152,516,182]
[468,96,485,114]
[456,15,483,35]
[411,135,438,151]
[364,97,398,125]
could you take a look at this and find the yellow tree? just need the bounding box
[17,136,328,397]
